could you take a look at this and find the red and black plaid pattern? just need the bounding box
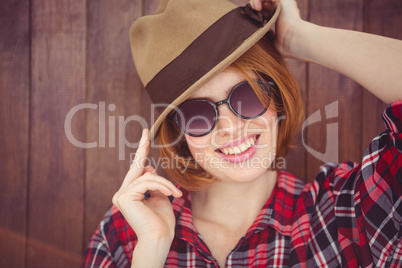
[82,101,402,268]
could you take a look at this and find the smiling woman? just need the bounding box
[81,0,402,267]
[159,36,304,191]
[4,0,402,267]
[158,38,304,190]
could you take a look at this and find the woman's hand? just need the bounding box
[251,0,402,103]
[112,129,182,245]
[249,0,307,58]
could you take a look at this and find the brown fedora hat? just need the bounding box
[129,0,281,140]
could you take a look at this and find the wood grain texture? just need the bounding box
[362,0,402,152]
[144,0,160,15]
[0,0,29,267]
[84,0,144,247]
[28,0,86,267]
[283,0,309,180]
[306,0,364,180]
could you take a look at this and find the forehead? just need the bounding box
[189,68,253,100]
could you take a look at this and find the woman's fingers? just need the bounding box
[250,0,280,11]
[113,174,182,207]
[126,172,182,198]
[143,166,179,200]
[250,0,281,20]
[111,130,180,245]
[144,165,158,175]
[132,128,150,169]
[262,0,280,12]
[142,166,166,197]
[250,0,262,11]
[113,179,169,208]
[121,129,150,188]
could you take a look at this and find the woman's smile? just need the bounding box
[215,134,260,163]
[184,68,278,183]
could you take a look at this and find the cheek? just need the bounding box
[245,109,279,132]
[263,110,280,134]
[184,135,214,167]
[262,110,279,148]
[246,110,279,150]
[184,135,211,155]
[261,109,278,125]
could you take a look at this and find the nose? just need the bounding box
[215,104,245,136]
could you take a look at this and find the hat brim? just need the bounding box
[149,3,281,141]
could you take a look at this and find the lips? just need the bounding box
[218,135,257,155]
[215,135,260,163]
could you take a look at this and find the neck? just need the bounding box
[191,170,278,229]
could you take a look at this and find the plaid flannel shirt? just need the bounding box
[82,101,402,268]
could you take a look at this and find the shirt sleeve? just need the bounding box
[312,100,402,267]
[81,206,135,268]
[355,100,402,266]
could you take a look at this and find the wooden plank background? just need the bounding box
[0,0,401,267]
[0,1,29,267]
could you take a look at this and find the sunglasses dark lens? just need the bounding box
[176,100,216,136]
[230,82,267,118]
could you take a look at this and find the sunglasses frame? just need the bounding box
[171,79,275,137]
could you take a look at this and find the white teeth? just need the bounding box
[240,143,247,151]
[219,136,258,155]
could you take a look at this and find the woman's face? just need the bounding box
[184,68,279,184]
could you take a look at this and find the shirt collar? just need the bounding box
[172,170,304,242]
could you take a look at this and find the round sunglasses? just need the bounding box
[171,79,275,137]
